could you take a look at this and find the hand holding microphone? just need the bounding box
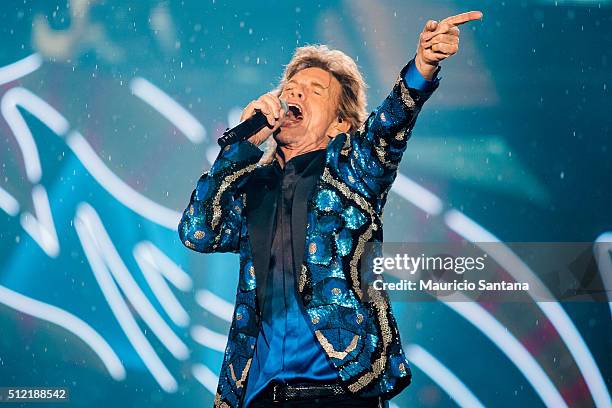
[218,92,288,147]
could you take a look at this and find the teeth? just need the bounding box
[288,103,301,111]
[288,105,302,118]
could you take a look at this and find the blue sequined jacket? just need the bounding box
[178,61,439,407]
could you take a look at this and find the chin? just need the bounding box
[274,127,304,145]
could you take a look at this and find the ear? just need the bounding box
[326,117,351,138]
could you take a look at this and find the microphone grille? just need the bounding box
[279,99,288,113]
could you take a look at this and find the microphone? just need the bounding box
[217,100,288,147]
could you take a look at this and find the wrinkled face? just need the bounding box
[275,67,343,146]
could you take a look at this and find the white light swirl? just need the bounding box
[445,209,611,408]
[0,284,125,380]
[404,343,485,408]
[130,77,207,144]
[75,202,181,392]
[0,53,42,86]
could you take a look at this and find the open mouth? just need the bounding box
[285,103,304,122]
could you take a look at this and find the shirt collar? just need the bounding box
[273,148,326,175]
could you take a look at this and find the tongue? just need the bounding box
[286,110,301,122]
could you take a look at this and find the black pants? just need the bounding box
[249,394,388,407]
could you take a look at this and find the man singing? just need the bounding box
[179,11,483,408]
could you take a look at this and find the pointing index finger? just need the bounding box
[440,10,483,26]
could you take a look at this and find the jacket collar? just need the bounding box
[244,148,327,313]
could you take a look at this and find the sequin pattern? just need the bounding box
[179,62,437,406]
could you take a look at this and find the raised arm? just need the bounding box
[346,58,439,198]
[347,10,482,198]
[178,141,263,253]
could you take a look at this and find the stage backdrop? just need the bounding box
[0,1,610,407]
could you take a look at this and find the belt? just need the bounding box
[263,381,346,403]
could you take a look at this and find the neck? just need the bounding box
[275,137,329,168]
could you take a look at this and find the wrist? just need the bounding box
[414,55,438,81]
[246,137,260,147]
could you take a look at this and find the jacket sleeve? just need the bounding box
[178,141,263,253]
[347,58,440,198]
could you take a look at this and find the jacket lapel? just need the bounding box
[244,165,279,312]
[244,150,326,311]
[291,152,326,276]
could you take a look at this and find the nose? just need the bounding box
[289,86,304,100]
